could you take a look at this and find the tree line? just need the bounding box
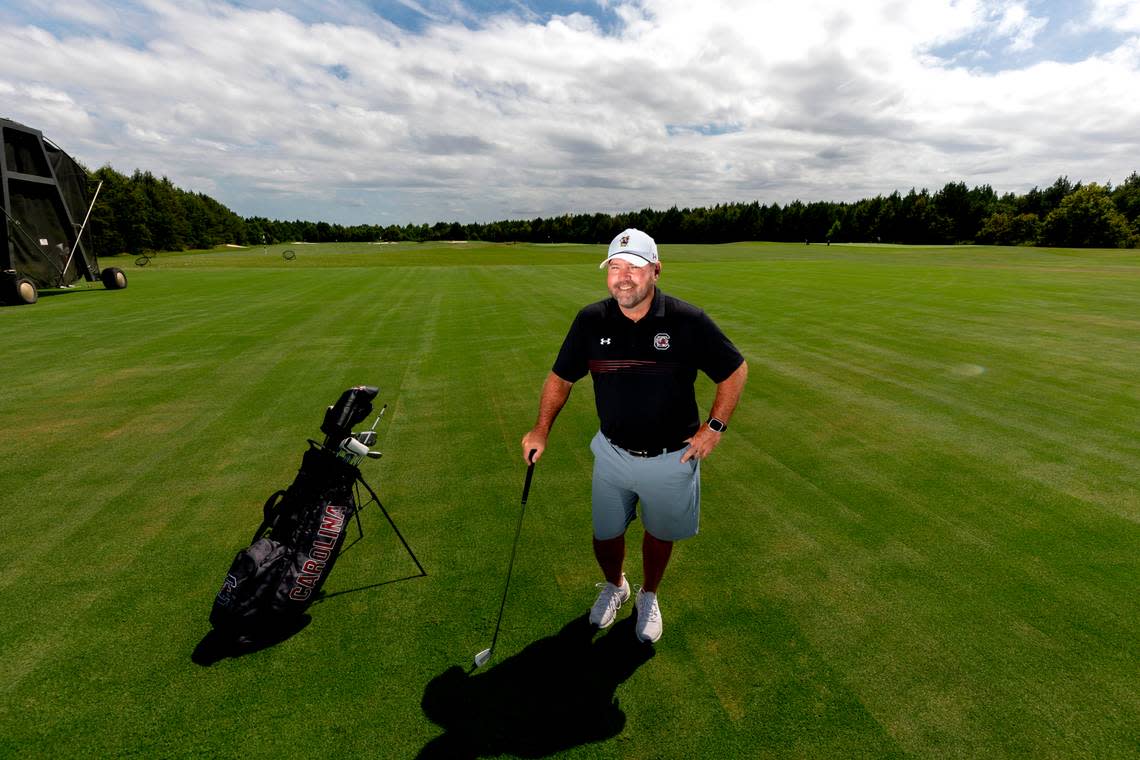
[88,167,246,255]
[88,165,1140,256]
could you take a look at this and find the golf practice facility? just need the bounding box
[0,240,1137,758]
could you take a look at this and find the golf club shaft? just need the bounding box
[485,450,537,657]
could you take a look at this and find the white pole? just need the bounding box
[63,179,103,279]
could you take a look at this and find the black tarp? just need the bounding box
[2,118,98,288]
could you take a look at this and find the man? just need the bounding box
[521,228,747,643]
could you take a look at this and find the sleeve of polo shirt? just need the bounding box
[695,310,745,383]
[551,310,590,383]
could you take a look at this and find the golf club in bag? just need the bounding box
[209,386,425,643]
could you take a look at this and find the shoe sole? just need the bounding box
[635,610,661,642]
[636,628,661,643]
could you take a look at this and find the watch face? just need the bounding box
[708,418,726,433]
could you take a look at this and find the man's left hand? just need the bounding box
[681,424,722,463]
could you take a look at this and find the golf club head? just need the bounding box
[473,648,492,668]
[340,437,370,458]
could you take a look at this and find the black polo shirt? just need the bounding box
[552,288,744,451]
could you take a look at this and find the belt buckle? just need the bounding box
[606,436,659,458]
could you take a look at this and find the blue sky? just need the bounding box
[3,0,1139,225]
[361,0,624,33]
[928,1,1131,68]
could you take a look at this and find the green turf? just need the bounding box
[1,241,1137,758]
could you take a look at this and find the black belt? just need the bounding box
[608,437,687,458]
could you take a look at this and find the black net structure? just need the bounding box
[1,117,124,305]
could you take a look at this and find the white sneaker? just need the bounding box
[589,575,630,628]
[635,588,662,643]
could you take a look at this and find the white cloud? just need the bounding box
[1090,0,1140,32]
[3,0,1139,223]
[995,3,1048,52]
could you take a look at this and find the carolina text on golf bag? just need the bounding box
[209,442,359,635]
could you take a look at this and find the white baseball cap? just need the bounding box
[600,228,659,268]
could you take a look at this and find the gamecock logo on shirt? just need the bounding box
[653,333,671,350]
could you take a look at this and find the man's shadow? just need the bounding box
[418,614,654,759]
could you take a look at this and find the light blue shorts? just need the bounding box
[589,430,700,542]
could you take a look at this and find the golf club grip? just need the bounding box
[521,449,537,504]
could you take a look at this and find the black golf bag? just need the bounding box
[209,386,423,641]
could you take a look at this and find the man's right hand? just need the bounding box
[521,431,546,463]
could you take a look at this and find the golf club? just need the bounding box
[336,406,387,466]
[473,449,537,669]
[355,406,385,447]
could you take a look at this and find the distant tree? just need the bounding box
[757,203,783,241]
[966,184,998,238]
[124,181,154,254]
[1111,172,1140,225]
[931,181,996,243]
[734,202,759,241]
[1039,184,1134,247]
[679,206,708,242]
[845,196,879,241]
[89,166,129,255]
[826,218,842,242]
[1019,175,1079,219]
[181,193,211,248]
[802,201,835,242]
[977,212,1040,245]
[655,205,683,241]
[899,188,944,243]
[781,200,806,242]
[875,191,903,242]
[1042,175,1078,211]
[932,182,968,242]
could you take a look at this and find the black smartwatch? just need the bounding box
[706,417,728,433]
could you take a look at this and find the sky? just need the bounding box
[2,0,1139,225]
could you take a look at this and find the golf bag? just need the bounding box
[208,386,422,640]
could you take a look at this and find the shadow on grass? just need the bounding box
[191,567,426,666]
[418,614,654,759]
[191,614,312,666]
[190,569,426,666]
[314,573,426,602]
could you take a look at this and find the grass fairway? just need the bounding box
[1,241,1137,758]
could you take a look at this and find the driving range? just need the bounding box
[0,241,1136,758]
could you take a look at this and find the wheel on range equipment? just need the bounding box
[5,276,39,305]
[101,266,127,290]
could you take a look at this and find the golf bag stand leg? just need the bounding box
[356,474,427,577]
